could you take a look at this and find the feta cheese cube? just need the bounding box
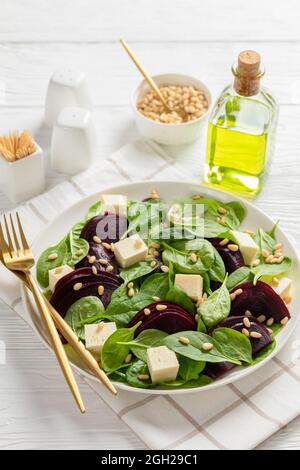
[147,346,179,383]
[175,273,203,300]
[84,322,117,356]
[101,194,127,216]
[269,277,292,299]
[48,264,74,291]
[113,234,148,268]
[231,230,259,266]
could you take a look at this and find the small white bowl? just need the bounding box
[131,73,212,146]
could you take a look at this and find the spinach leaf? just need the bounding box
[162,239,214,275]
[64,296,105,340]
[252,257,292,285]
[178,356,205,381]
[101,323,140,373]
[208,247,226,283]
[68,221,89,267]
[200,277,230,327]
[166,285,195,315]
[226,266,252,291]
[126,360,152,388]
[36,239,69,288]
[212,327,252,364]
[254,228,276,259]
[225,201,246,224]
[121,329,168,363]
[269,323,283,337]
[267,221,279,239]
[120,260,157,284]
[247,340,276,366]
[103,290,155,326]
[85,200,102,220]
[197,316,207,333]
[140,273,169,299]
[160,375,213,389]
[164,331,241,365]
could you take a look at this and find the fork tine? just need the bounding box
[16,212,29,251]
[9,213,21,255]
[0,222,11,258]
[3,214,14,256]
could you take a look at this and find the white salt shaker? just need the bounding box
[50,106,97,175]
[0,144,45,203]
[45,68,93,127]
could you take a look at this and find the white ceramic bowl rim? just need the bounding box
[22,181,300,396]
[131,72,212,127]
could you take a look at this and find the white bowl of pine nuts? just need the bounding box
[132,73,212,145]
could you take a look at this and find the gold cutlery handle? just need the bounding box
[26,272,85,413]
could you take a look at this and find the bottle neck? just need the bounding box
[233,75,261,97]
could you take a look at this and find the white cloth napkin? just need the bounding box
[1,139,300,450]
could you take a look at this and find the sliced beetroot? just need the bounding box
[127,301,197,336]
[50,267,120,316]
[75,241,118,274]
[80,213,128,245]
[208,237,245,273]
[230,281,290,323]
[206,315,273,379]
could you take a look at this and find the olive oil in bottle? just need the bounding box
[205,50,278,197]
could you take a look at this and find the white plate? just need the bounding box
[21,181,300,395]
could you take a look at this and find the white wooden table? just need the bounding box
[0,0,300,450]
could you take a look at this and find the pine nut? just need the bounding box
[75,249,84,256]
[202,342,214,351]
[244,310,252,317]
[242,328,250,337]
[274,243,283,251]
[150,260,157,268]
[228,244,239,252]
[266,317,274,326]
[88,256,96,264]
[245,229,254,235]
[73,282,83,291]
[150,189,159,199]
[235,288,243,296]
[217,207,227,215]
[152,296,160,301]
[150,241,160,249]
[219,238,229,246]
[160,265,169,273]
[230,292,236,301]
[134,239,143,249]
[250,331,262,339]
[179,336,190,345]
[261,249,269,258]
[98,258,109,265]
[55,266,63,273]
[144,308,151,316]
[93,235,102,244]
[266,255,274,263]
[270,257,278,264]
[124,353,132,364]
[48,253,58,260]
[281,316,289,325]
[110,243,115,252]
[272,277,280,285]
[267,328,273,335]
[276,256,284,263]
[106,265,114,273]
[102,242,111,250]
[195,314,199,322]
[138,374,150,381]
[92,265,97,275]
[127,282,134,289]
[283,294,292,304]
[257,315,266,323]
[190,253,198,263]
[252,259,260,267]
[243,317,251,328]
[128,288,135,297]
[156,304,167,311]
[274,250,283,258]
[98,285,104,295]
[202,293,208,301]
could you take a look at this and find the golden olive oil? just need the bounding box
[205,51,277,197]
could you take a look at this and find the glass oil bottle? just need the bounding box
[205,50,278,197]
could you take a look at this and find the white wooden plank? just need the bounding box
[0,42,300,107]
[0,0,299,42]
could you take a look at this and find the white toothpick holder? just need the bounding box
[50,106,98,175]
[45,68,93,127]
[0,144,45,203]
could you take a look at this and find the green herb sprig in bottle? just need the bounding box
[205,50,278,197]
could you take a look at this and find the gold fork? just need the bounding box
[0,212,87,412]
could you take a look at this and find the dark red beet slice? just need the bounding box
[50,267,120,316]
[80,213,128,245]
[206,315,273,379]
[208,237,245,273]
[230,281,290,323]
[75,241,118,274]
[127,301,197,336]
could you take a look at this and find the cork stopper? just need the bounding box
[234,50,262,96]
